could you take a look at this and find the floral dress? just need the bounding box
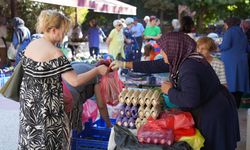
[18,55,73,150]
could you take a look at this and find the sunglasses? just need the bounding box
[118,24,123,27]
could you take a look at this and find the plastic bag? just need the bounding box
[173,111,195,130]
[82,99,98,124]
[174,127,196,141]
[107,103,123,119]
[137,118,175,146]
[114,125,164,150]
[7,43,17,60]
[150,110,196,141]
[178,129,205,150]
[99,71,124,106]
[62,81,73,113]
[159,110,195,130]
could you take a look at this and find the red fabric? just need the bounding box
[62,81,73,113]
[99,71,124,106]
[174,127,196,141]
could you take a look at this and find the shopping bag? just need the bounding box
[82,99,98,124]
[7,43,17,60]
[114,125,164,150]
[99,71,124,106]
[178,129,205,150]
[0,60,23,102]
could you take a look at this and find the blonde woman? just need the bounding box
[106,19,125,59]
[18,10,108,149]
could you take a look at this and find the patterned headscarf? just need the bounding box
[12,17,25,28]
[157,32,204,86]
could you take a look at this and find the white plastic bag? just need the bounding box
[7,43,17,60]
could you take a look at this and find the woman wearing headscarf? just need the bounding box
[11,17,31,64]
[159,32,240,150]
[219,17,250,108]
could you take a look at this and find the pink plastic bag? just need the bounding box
[62,81,73,113]
[82,99,98,124]
[99,71,124,106]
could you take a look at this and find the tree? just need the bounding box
[143,0,175,23]
[177,0,249,32]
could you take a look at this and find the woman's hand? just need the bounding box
[110,61,124,70]
[161,81,173,94]
[97,65,109,75]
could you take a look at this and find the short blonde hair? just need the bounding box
[36,10,71,33]
[197,37,217,52]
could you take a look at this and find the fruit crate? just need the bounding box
[71,118,116,150]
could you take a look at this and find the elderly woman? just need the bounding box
[123,17,139,61]
[219,17,250,108]
[159,32,240,150]
[106,19,125,59]
[11,17,31,64]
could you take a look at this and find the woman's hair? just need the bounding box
[36,10,71,33]
[224,17,241,29]
[180,16,194,33]
[144,44,154,56]
[197,37,217,52]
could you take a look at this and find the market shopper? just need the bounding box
[123,17,139,61]
[11,17,31,64]
[219,17,250,108]
[87,19,106,58]
[143,16,162,41]
[106,19,125,59]
[196,37,227,86]
[131,17,144,59]
[19,10,109,150]
[159,32,240,150]
[171,19,180,32]
[110,16,195,73]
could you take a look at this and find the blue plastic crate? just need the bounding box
[71,118,116,150]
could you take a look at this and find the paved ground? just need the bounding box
[237,108,247,150]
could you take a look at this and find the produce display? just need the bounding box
[116,89,163,129]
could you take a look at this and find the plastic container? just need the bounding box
[71,118,116,150]
[162,94,178,108]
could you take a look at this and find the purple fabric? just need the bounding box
[88,27,100,48]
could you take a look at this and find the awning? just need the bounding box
[31,0,136,15]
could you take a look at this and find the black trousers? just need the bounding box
[135,36,143,60]
[89,47,99,57]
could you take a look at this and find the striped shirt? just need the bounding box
[210,57,227,85]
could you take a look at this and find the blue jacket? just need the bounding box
[219,26,250,92]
